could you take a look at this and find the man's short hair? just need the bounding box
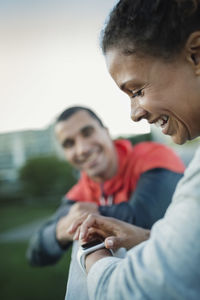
[56,106,105,127]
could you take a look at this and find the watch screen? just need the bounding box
[81,239,103,249]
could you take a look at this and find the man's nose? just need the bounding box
[130,101,148,122]
[75,139,90,157]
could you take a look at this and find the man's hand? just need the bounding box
[69,213,150,251]
[69,202,99,216]
[56,202,99,247]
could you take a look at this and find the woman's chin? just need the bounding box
[171,134,188,145]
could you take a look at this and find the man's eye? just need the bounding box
[131,89,144,98]
[63,139,74,148]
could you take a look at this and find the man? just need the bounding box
[27,106,184,298]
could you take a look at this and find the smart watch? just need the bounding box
[77,239,113,273]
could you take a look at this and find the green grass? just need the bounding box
[0,241,71,300]
[0,203,72,299]
[0,203,59,232]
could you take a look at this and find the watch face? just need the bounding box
[81,239,103,249]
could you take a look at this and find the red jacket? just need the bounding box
[67,140,185,205]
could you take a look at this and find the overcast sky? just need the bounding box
[0,0,150,138]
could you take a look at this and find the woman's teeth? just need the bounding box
[155,116,168,128]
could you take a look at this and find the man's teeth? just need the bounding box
[86,152,98,163]
[155,116,168,128]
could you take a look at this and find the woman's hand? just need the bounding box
[56,202,99,246]
[68,213,150,251]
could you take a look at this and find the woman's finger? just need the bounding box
[79,214,120,240]
[80,228,108,243]
[105,236,126,251]
[79,213,101,240]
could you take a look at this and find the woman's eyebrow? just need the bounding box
[120,80,142,91]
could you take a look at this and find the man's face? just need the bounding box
[55,110,117,182]
[105,48,200,145]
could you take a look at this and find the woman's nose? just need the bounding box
[131,102,148,122]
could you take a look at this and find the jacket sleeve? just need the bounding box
[26,197,75,266]
[87,150,200,300]
[87,203,200,300]
[99,168,183,229]
[87,152,200,300]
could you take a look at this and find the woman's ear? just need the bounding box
[185,31,200,75]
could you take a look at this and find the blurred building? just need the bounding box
[0,125,63,182]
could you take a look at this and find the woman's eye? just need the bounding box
[131,89,144,98]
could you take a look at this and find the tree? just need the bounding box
[19,156,77,198]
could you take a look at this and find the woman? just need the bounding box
[69,1,200,299]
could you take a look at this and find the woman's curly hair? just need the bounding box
[101,0,200,59]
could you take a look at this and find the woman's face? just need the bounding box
[105,48,200,144]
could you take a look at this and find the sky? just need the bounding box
[0,0,150,138]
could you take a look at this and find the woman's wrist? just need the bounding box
[85,248,112,273]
